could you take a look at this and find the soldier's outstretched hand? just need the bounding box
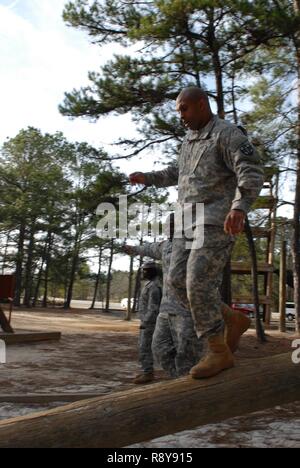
[224,209,245,235]
[129,172,146,185]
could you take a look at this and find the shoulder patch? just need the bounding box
[239,142,254,156]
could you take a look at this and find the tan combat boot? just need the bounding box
[190,334,234,379]
[133,372,154,384]
[222,303,251,353]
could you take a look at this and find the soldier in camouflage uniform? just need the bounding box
[130,87,264,379]
[123,214,203,378]
[133,261,162,384]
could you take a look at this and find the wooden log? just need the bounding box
[0,353,299,448]
[0,332,61,345]
[0,394,102,404]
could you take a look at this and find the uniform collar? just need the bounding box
[187,114,218,142]
[145,276,160,286]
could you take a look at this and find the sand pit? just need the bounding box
[0,309,299,447]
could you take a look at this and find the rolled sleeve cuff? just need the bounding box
[231,199,253,214]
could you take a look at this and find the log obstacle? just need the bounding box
[0,353,299,448]
[0,331,61,345]
[0,394,102,404]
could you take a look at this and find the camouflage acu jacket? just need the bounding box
[138,276,162,325]
[133,241,189,316]
[144,115,264,226]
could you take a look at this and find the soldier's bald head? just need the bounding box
[177,87,209,104]
[176,87,212,131]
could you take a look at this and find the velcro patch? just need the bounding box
[239,142,254,156]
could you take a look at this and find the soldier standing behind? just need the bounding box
[123,214,203,378]
[133,262,162,384]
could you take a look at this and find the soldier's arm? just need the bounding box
[138,288,147,326]
[137,242,164,260]
[143,285,162,323]
[123,242,163,260]
[129,167,178,187]
[143,163,179,188]
[221,128,265,214]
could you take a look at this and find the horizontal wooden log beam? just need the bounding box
[231,262,273,274]
[0,394,102,404]
[232,295,272,305]
[0,332,61,344]
[0,353,299,448]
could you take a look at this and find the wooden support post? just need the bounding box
[0,308,14,334]
[0,353,298,448]
[279,240,287,333]
[125,255,134,321]
[244,218,266,342]
[0,332,61,345]
[265,172,279,325]
[221,260,232,306]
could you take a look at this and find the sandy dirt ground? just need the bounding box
[130,402,300,448]
[0,308,299,448]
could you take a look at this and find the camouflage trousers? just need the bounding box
[168,226,235,339]
[152,312,204,377]
[139,324,156,373]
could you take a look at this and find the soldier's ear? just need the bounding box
[198,97,205,110]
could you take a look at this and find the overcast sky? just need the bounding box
[0,0,161,172]
[0,0,169,272]
[0,0,294,275]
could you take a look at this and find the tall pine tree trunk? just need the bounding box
[104,239,114,313]
[64,234,80,310]
[32,255,46,307]
[14,222,26,306]
[32,232,51,307]
[292,3,300,333]
[42,232,53,308]
[2,231,11,274]
[230,72,239,125]
[125,255,134,321]
[90,246,103,309]
[23,221,36,307]
[132,240,144,314]
[208,8,225,119]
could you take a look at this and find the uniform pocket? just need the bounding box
[191,143,210,173]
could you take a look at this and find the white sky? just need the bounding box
[0,0,171,272]
[0,0,294,275]
[0,1,132,150]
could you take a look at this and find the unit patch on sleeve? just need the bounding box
[239,142,254,156]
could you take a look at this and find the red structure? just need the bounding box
[0,275,15,333]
